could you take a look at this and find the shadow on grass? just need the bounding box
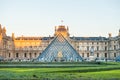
[48,67,120,73]
[0,65,104,68]
[0,62,117,68]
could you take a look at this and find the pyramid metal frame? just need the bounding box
[37,34,83,62]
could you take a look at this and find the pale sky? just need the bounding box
[0,0,120,37]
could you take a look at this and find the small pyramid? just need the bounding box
[37,34,83,62]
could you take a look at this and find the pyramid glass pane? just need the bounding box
[37,34,83,62]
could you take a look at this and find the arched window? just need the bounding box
[97,53,99,57]
[24,53,27,57]
[114,53,116,57]
[29,53,32,58]
[87,46,89,51]
[82,53,84,57]
[35,53,37,57]
[9,53,10,57]
[105,46,107,51]
[87,53,89,57]
[114,45,116,50]
[105,53,107,57]
[97,46,99,51]
[16,53,19,58]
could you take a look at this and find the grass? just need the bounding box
[0,62,120,80]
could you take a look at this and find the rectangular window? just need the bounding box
[114,53,116,57]
[29,53,32,58]
[114,41,116,43]
[105,46,107,51]
[97,42,99,45]
[97,53,99,57]
[82,53,84,57]
[16,53,19,58]
[35,53,37,57]
[105,42,107,45]
[9,53,10,57]
[92,42,94,45]
[105,53,107,57]
[24,53,27,57]
[87,53,89,57]
[97,46,99,51]
[87,46,89,51]
[29,46,32,48]
[114,45,116,50]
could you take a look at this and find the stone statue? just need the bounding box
[90,46,94,56]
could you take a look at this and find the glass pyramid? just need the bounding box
[37,34,83,62]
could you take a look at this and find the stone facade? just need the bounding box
[0,24,120,61]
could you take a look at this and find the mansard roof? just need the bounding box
[15,37,42,40]
[14,36,108,41]
[15,36,54,40]
[41,37,54,40]
[70,37,108,41]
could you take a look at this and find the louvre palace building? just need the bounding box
[0,24,120,62]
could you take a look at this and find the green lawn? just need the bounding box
[0,62,120,80]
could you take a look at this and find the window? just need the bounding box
[92,42,94,45]
[29,46,32,48]
[29,53,32,58]
[87,53,89,57]
[105,42,107,45]
[16,53,19,58]
[97,53,99,57]
[87,46,89,51]
[105,53,107,57]
[34,46,37,48]
[105,46,107,51]
[82,53,84,57]
[97,46,99,51]
[97,42,99,45]
[24,53,27,57]
[35,53,37,57]
[9,53,10,57]
[114,45,116,50]
[114,53,116,57]
[114,41,116,43]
